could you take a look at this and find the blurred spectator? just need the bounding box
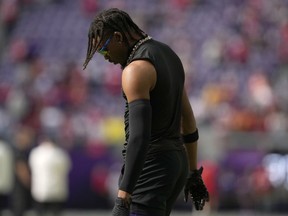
[278,22,288,64]
[247,72,275,111]
[9,38,29,63]
[29,136,71,216]
[0,138,13,215]
[201,160,219,212]
[81,0,99,17]
[11,126,35,216]
[224,34,249,64]
[0,0,19,36]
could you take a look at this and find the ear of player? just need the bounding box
[184,166,210,210]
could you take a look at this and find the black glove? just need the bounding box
[184,166,209,210]
[112,197,131,216]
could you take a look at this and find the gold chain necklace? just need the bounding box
[125,36,152,66]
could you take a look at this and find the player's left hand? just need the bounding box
[184,166,209,210]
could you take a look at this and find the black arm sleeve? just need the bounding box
[119,99,152,193]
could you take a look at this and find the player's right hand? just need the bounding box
[111,197,131,216]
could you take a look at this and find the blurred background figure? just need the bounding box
[10,126,34,216]
[0,138,13,216]
[28,136,72,216]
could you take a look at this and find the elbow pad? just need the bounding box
[119,99,152,193]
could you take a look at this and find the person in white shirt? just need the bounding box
[29,137,71,216]
[0,139,13,215]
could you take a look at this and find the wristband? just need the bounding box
[182,128,199,143]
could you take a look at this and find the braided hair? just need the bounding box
[83,8,147,69]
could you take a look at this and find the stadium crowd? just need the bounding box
[0,0,288,214]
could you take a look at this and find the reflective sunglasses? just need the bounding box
[97,36,112,56]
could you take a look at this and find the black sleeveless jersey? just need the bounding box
[123,39,185,156]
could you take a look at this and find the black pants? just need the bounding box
[0,194,8,216]
[10,185,31,216]
[120,148,188,216]
[34,201,64,216]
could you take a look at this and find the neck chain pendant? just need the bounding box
[125,36,152,67]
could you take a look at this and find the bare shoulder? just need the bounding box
[122,60,156,103]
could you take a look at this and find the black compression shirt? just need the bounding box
[122,39,185,156]
[120,38,186,193]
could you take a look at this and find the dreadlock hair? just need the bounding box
[83,8,147,70]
